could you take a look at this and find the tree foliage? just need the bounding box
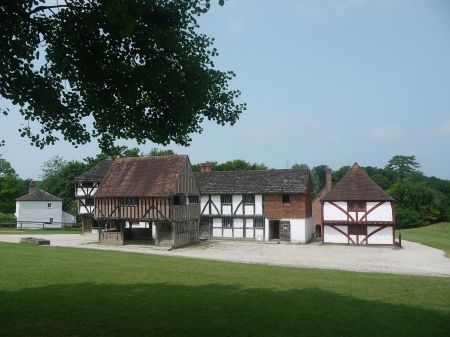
[291,163,309,169]
[39,157,89,214]
[385,155,420,182]
[0,155,23,213]
[1,0,245,150]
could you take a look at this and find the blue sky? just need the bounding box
[1,0,449,179]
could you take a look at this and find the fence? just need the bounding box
[0,221,81,229]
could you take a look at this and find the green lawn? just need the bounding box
[0,227,81,235]
[0,242,449,336]
[397,222,450,257]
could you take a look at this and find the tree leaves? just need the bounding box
[1,0,245,150]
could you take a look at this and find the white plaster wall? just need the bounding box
[16,200,62,224]
[246,229,254,238]
[244,205,254,215]
[255,195,263,214]
[366,202,393,221]
[324,225,348,243]
[200,196,209,215]
[234,218,244,228]
[349,212,356,220]
[222,204,232,215]
[233,195,243,215]
[264,218,270,241]
[234,229,244,237]
[210,195,220,215]
[255,228,263,238]
[288,218,306,244]
[213,218,222,228]
[62,212,76,224]
[368,226,393,244]
[323,202,347,221]
[246,219,254,228]
[223,228,233,237]
[76,187,98,197]
[213,228,222,237]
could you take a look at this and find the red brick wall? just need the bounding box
[264,193,308,219]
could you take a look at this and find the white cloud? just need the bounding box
[294,118,324,127]
[420,120,450,137]
[368,125,407,140]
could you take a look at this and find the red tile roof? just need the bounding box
[321,163,394,202]
[94,156,188,197]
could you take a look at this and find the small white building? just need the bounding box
[15,181,76,228]
[321,163,395,246]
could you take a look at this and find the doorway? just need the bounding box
[269,220,280,239]
[315,224,321,238]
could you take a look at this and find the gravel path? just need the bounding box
[1,234,449,277]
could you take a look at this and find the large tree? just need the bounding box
[385,155,420,182]
[0,0,245,150]
[0,155,23,213]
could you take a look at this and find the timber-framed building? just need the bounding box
[195,164,312,244]
[74,156,201,248]
[321,163,396,246]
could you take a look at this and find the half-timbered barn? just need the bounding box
[73,157,115,234]
[92,156,201,248]
[321,163,395,246]
[195,165,312,244]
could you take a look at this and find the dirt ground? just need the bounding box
[1,234,449,277]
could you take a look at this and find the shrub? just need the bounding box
[395,208,422,228]
[0,213,17,228]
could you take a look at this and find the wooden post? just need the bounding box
[42,222,45,229]
[399,232,402,248]
[20,222,22,230]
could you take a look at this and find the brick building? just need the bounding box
[311,168,332,237]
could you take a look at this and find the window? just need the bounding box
[188,196,199,204]
[349,202,366,211]
[243,194,255,204]
[119,197,138,207]
[47,203,52,208]
[349,226,366,235]
[49,218,53,223]
[282,194,290,203]
[254,218,264,228]
[221,195,232,204]
[82,182,93,188]
[222,218,233,228]
[85,198,94,206]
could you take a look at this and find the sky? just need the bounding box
[1,0,449,180]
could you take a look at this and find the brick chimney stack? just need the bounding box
[29,180,36,194]
[200,163,212,172]
[325,169,332,193]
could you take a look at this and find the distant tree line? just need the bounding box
[1,150,449,229]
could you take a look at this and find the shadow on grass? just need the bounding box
[0,281,448,337]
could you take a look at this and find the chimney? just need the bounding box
[29,180,36,194]
[200,163,212,172]
[326,169,332,193]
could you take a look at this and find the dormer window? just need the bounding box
[47,203,52,208]
[348,202,366,211]
[82,182,94,188]
[282,194,290,204]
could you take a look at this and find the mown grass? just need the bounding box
[0,242,449,336]
[397,222,450,257]
[0,227,81,235]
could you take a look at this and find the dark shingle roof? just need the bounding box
[16,189,63,201]
[72,157,115,182]
[321,163,394,202]
[94,156,188,197]
[194,169,310,194]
